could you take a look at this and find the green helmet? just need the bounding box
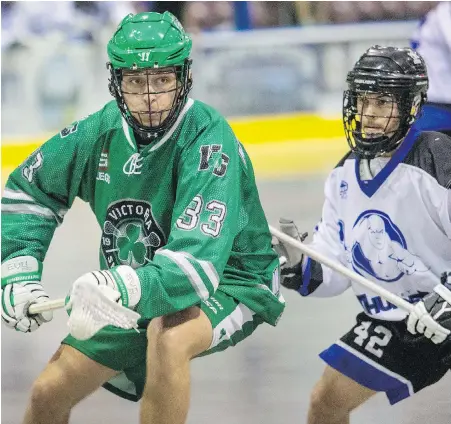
[107,12,193,139]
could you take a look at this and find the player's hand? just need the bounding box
[395,254,416,275]
[1,256,53,332]
[272,218,307,290]
[66,266,142,310]
[407,271,451,344]
[396,260,415,275]
[272,218,307,267]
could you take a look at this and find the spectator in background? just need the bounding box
[1,2,17,50]
[2,1,75,49]
[150,1,184,21]
[251,1,297,28]
[1,1,143,49]
[404,1,439,20]
[183,2,235,33]
[359,1,387,22]
[297,1,438,25]
[183,1,296,33]
[410,1,451,137]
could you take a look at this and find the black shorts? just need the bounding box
[319,312,451,405]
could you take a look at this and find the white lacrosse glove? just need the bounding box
[272,218,307,267]
[1,256,53,332]
[407,271,451,344]
[271,218,308,291]
[65,266,142,340]
[67,266,142,310]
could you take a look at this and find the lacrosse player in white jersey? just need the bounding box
[410,1,451,137]
[273,45,451,424]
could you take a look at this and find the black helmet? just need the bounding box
[343,45,428,159]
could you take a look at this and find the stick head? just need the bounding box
[67,280,140,340]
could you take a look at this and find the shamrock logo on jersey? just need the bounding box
[101,200,166,269]
[105,222,160,266]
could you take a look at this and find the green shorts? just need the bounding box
[62,289,264,401]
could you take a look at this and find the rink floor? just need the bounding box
[1,152,450,423]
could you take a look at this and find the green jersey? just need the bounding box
[2,99,284,325]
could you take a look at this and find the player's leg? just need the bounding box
[310,312,451,424]
[140,306,213,424]
[24,323,149,424]
[307,365,376,424]
[22,344,118,424]
[140,290,264,424]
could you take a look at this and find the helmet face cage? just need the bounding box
[108,59,192,139]
[344,83,425,159]
[343,46,428,159]
[343,89,415,159]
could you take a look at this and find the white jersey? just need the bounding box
[304,131,451,321]
[411,2,451,104]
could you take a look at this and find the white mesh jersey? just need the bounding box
[302,130,451,321]
[411,2,451,104]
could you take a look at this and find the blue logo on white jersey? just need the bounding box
[356,291,428,315]
[340,180,348,199]
[339,210,429,282]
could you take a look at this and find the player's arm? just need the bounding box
[1,119,92,332]
[75,118,242,319]
[274,171,351,297]
[406,137,451,342]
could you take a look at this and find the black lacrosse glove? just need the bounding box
[280,261,304,291]
[271,218,307,291]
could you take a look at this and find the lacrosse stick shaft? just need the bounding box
[269,225,414,313]
[28,298,66,314]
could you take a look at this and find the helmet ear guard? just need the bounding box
[107,62,118,98]
[406,93,424,125]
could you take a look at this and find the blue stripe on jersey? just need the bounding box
[319,342,413,405]
[410,104,451,133]
[355,129,419,198]
[299,257,311,296]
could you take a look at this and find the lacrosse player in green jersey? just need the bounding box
[1,12,285,424]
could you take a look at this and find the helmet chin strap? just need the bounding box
[134,125,159,142]
[375,137,404,158]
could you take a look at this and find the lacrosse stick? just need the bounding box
[28,299,66,314]
[269,225,414,313]
[27,281,140,340]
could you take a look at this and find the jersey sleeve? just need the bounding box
[1,118,94,265]
[431,140,451,240]
[406,131,451,239]
[134,117,242,319]
[423,177,451,240]
[300,169,352,297]
[445,190,451,239]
